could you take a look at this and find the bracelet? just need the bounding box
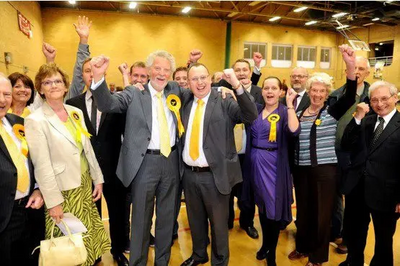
[287,106,295,109]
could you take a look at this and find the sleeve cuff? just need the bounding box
[91,77,105,90]
[354,117,361,125]
[236,86,244,95]
[253,67,261,75]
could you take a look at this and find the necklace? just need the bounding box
[307,107,320,116]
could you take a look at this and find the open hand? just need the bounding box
[73,15,92,44]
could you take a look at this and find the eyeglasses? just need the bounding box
[41,79,64,87]
[370,95,393,104]
[290,75,308,79]
[190,75,209,83]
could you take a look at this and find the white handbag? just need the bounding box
[38,219,87,266]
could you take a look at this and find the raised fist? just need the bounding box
[253,52,263,68]
[90,55,110,83]
[42,42,56,63]
[189,49,203,63]
[222,68,240,89]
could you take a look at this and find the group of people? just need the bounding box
[0,15,399,266]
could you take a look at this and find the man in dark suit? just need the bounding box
[90,52,189,266]
[340,80,400,266]
[180,64,257,266]
[0,74,44,266]
[66,58,128,266]
[281,67,310,112]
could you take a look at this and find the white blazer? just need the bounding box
[25,102,103,208]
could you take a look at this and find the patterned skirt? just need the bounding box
[44,168,110,266]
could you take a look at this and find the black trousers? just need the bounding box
[0,197,44,266]
[292,164,337,263]
[228,154,255,228]
[343,181,399,266]
[103,175,129,255]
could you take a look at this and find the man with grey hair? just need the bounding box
[328,54,371,254]
[89,50,187,266]
[341,80,400,266]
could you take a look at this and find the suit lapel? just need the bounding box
[164,85,178,130]
[182,94,194,143]
[139,85,152,132]
[369,111,400,154]
[203,90,218,143]
[78,94,96,136]
[297,92,310,112]
[98,113,107,132]
[43,102,77,147]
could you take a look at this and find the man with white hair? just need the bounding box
[341,80,400,266]
[89,50,188,266]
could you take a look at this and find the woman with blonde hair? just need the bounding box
[25,63,110,265]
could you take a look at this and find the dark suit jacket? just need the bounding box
[181,89,258,195]
[0,114,35,233]
[342,111,400,212]
[216,79,264,105]
[280,91,310,112]
[66,93,125,183]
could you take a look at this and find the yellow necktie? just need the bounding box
[156,92,171,158]
[234,123,244,152]
[189,99,205,160]
[0,123,29,193]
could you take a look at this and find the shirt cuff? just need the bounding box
[253,67,261,75]
[91,77,105,90]
[34,183,39,190]
[354,117,361,125]
[236,86,244,95]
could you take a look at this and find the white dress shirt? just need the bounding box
[183,92,211,167]
[2,117,32,200]
[296,89,306,110]
[85,90,102,134]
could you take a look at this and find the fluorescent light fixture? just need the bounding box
[227,12,239,18]
[372,17,380,21]
[375,47,379,51]
[336,25,350,30]
[269,16,281,22]
[305,21,317,26]
[363,22,374,26]
[129,2,137,9]
[182,6,192,13]
[294,7,308,13]
[332,12,348,18]
[379,42,384,45]
[68,0,76,4]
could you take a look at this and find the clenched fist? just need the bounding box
[90,55,110,83]
[354,102,370,121]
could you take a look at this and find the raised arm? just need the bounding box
[42,43,56,63]
[341,102,370,151]
[187,49,203,68]
[65,16,92,100]
[286,88,300,134]
[118,63,131,87]
[251,52,262,86]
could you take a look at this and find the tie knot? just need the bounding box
[197,99,204,106]
[156,92,163,99]
[379,117,384,123]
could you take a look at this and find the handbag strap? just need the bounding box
[50,219,73,240]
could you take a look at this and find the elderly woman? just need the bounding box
[24,63,110,266]
[241,76,299,266]
[7,73,43,118]
[288,46,357,266]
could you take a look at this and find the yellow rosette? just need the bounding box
[267,114,280,142]
[12,124,28,157]
[70,111,92,142]
[167,94,185,137]
[315,119,322,126]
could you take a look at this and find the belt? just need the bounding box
[146,145,176,155]
[14,196,29,206]
[184,163,211,172]
[252,145,278,151]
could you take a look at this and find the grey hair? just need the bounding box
[368,80,398,98]
[291,66,309,76]
[356,56,370,70]
[306,72,333,94]
[0,72,12,89]
[145,50,176,72]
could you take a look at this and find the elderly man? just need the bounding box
[341,81,400,266]
[0,73,44,266]
[90,51,187,266]
[181,64,257,266]
[328,56,371,253]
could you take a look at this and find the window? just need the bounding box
[297,46,316,68]
[368,41,393,67]
[243,42,267,67]
[271,44,292,68]
[320,48,331,69]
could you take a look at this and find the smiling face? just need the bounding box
[148,56,171,92]
[0,77,13,119]
[131,66,148,85]
[39,72,68,102]
[174,70,188,88]
[290,67,308,93]
[308,81,329,107]
[262,78,282,107]
[233,61,251,81]
[12,79,32,105]
[370,85,397,117]
[188,65,211,99]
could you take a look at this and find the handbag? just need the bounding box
[38,219,87,266]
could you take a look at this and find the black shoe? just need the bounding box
[256,248,267,260]
[241,226,259,239]
[113,253,129,266]
[180,257,209,266]
[150,233,155,247]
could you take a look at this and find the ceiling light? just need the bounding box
[363,22,374,26]
[332,12,348,18]
[227,12,239,18]
[182,6,192,13]
[375,47,379,51]
[372,17,380,21]
[379,42,384,45]
[269,16,281,22]
[336,25,350,30]
[294,7,308,13]
[129,2,137,9]
[305,21,317,26]
[68,0,76,4]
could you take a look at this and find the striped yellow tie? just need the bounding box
[156,92,171,158]
[234,124,244,152]
[0,123,29,193]
[189,99,205,160]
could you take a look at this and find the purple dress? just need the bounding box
[250,110,279,219]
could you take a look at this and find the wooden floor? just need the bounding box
[99,198,400,266]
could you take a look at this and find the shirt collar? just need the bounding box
[378,108,397,125]
[85,89,93,100]
[1,116,11,129]
[194,91,211,105]
[148,82,164,98]
[297,90,306,97]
